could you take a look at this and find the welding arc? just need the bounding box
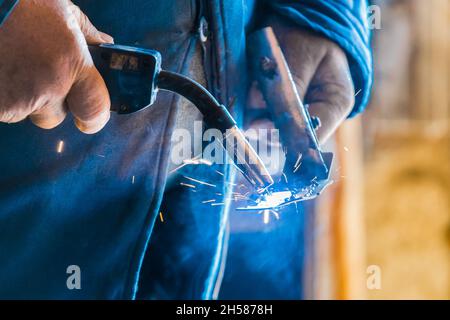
[157,70,235,132]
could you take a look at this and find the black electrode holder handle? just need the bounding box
[88,44,274,192]
[88,44,161,114]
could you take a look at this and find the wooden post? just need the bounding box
[412,0,449,133]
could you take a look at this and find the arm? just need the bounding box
[0,0,114,133]
[268,0,373,117]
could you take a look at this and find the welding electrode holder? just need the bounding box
[248,27,333,188]
[88,44,274,193]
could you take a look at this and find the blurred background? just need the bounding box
[360,0,449,300]
[221,0,449,300]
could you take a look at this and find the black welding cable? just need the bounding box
[157,70,236,132]
[157,70,275,191]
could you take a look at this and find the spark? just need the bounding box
[215,170,224,176]
[180,182,196,189]
[159,212,164,222]
[211,203,225,207]
[293,153,303,173]
[183,158,213,166]
[232,192,249,200]
[132,176,136,184]
[344,147,350,152]
[169,163,187,175]
[293,153,303,169]
[263,210,270,224]
[183,176,216,188]
[354,89,362,97]
[282,173,288,184]
[97,154,106,158]
[224,196,247,203]
[168,154,203,174]
[56,140,64,154]
[271,210,280,220]
[293,162,302,173]
[202,199,216,204]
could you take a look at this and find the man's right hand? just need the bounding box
[0,0,113,134]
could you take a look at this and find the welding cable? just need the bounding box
[157,70,274,192]
[157,70,236,132]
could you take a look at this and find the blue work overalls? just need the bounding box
[0,0,372,299]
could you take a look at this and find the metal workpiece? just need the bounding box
[247,27,332,187]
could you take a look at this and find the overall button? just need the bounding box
[199,16,209,43]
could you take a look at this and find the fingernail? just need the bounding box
[99,32,114,44]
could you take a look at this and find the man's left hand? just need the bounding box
[272,20,355,145]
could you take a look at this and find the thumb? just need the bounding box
[305,51,355,145]
[66,65,111,134]
[66,4,112,134]
[70,4,114,44]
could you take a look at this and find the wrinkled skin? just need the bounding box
[272,19,355,145]
[0,1,354,141]
[0,0,113,133]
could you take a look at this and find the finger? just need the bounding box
[291,67,317,101]
[308,101,348,145]
[66,66,111,134]
[306,67,355,144]
[70,4,114,45]
[307,85,355,144]
[29,99,68,129]
[273,28,326,100]
[0,104,28,124]
[247,81,267,109]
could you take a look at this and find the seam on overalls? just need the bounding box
[202,0,233,300]
[122,35,198,300]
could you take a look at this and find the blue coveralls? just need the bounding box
[0,0,372,299]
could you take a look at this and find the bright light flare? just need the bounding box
[56,140,64,154]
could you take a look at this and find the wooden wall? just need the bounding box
[308,0,450,300]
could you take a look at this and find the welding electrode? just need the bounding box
[157,71,274,193]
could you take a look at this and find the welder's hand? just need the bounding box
[272,21,355,145]
[0,0,114,133]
